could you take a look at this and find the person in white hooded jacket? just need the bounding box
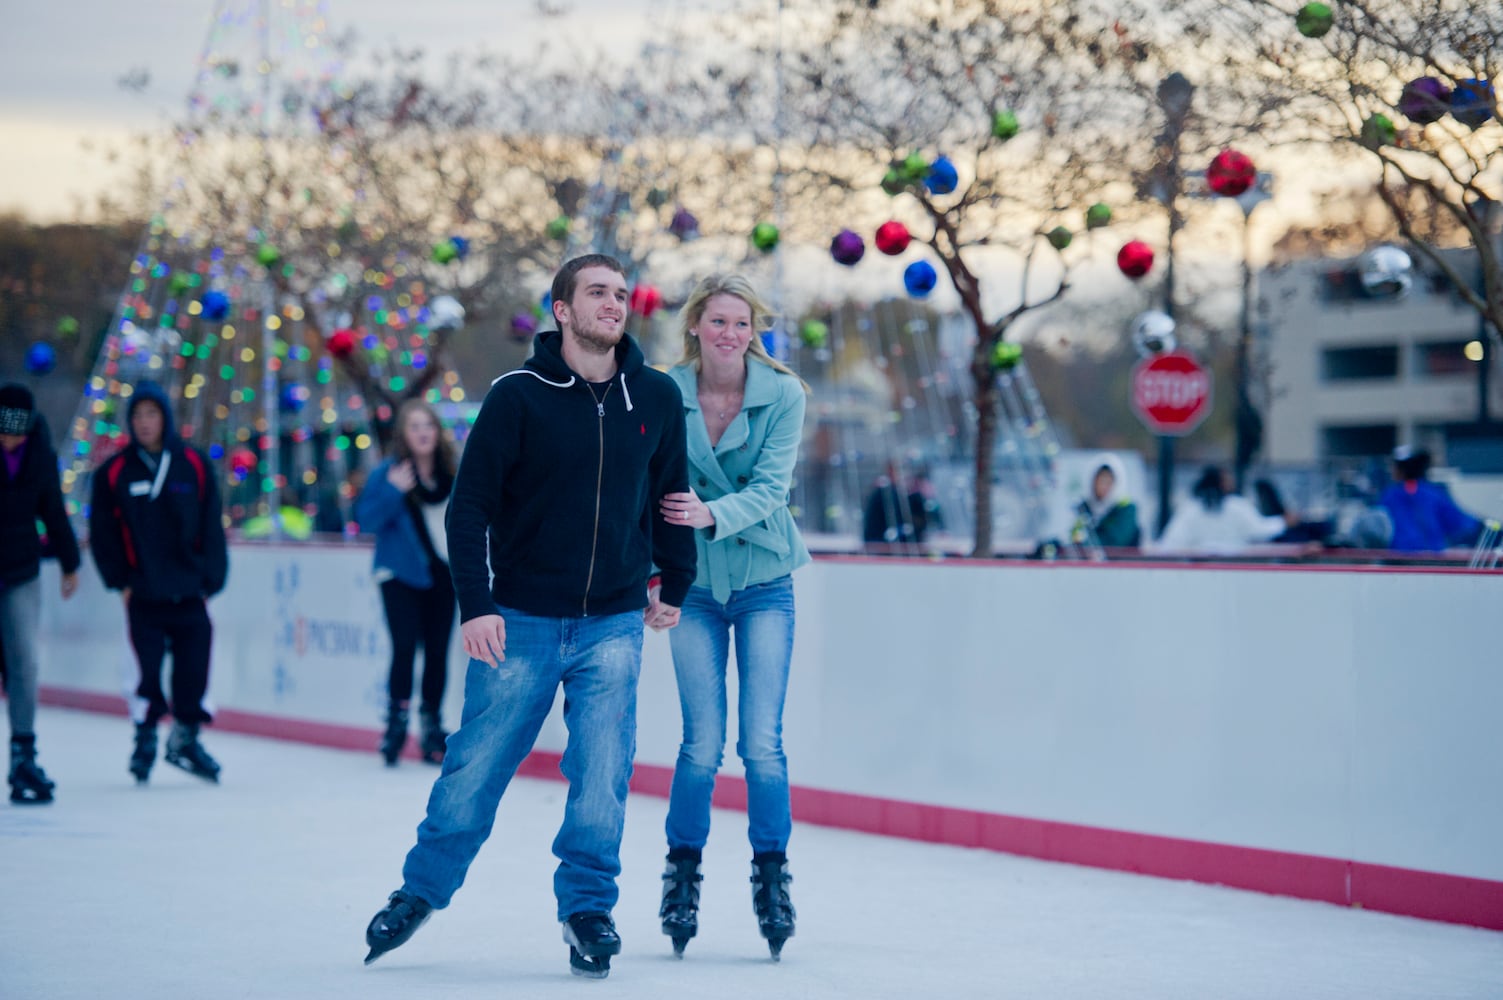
[1071,453,1141,549]
[1151,465,1292,554]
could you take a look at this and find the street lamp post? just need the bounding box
[1153,71,1195,537]
[1233,173,1274,493]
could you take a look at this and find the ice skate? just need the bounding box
[8,735,55,805]
[659,848,703,957]
[164,722,221,783]
[379,702,408,766]
[563,912,620,979]
[418,708,446,766]
[751,852,795,960]
[129,722,158,784]
[363,890,433,964]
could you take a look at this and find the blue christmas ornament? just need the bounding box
[1451,79,1497,130]
[279,382,309,412]
[903,260,938,298]
[200,290,231,322]
[449,235,471,259]
[924,157,959,195]
[25,342,57,375]
[541,290,553,315]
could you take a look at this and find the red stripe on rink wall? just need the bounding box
[40,684,1503,933]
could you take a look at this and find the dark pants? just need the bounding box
[128,597,214,726]
[380,570,455,712]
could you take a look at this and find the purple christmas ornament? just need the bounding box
[1398,77,1451,125]
[830,229,866,266]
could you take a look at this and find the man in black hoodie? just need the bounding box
[89,381,228,785]
[1,383,82,804]
[364,254,697,979]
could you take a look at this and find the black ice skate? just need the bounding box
[8,735,56,805]
[164,722,221,783]
[659,848,703,957]
[418,708,446,766]
[363,890,433,965]
[379,702,408,766]
[562,912,620,979]
[129,722,158,784]
[750,852,796,960]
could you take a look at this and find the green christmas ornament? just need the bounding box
[751,222,781,252]
[431,240,459,264]
[798,319,829,349]
[646,187,670,209]
[1295,2,1333,38]
[1085,202,1113,230]
[1361,113,1397,149]
[546,215,571,241]
[881,167,908,196]
[900,152,929,182]
[1047,226,1073,250]
[55,315,80,337]
[991,341,1023,371]
[256,243,281,267]
[991,109,1020,140]
[169,273,193,297]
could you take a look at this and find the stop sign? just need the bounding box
[1131,350,1213,435]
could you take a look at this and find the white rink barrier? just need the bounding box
[37,543,1503,931]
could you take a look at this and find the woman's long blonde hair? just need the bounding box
[674,274,809,391]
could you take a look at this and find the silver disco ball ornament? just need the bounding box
[1357,245,1414,299]
[1130,310,1177,358]
[428,295,467,331]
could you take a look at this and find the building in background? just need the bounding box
[1259,245,1501,472]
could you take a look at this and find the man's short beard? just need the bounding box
[572,324,621,355]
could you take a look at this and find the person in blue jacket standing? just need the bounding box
[655,274,811,961]
[1380,446,1484,553]
[356,399,458,766]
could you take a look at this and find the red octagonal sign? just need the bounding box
[1131,350,1213,436]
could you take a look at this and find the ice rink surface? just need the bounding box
[3,707,1501,1000]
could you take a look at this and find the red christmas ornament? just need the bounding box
[229,447,258,478]
[326,328,357,359]
[874,220,912,256]
[1117,241,1155,279]
[1207,149,1257,197]
[630,285,664,318]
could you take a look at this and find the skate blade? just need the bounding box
[9,790,54,805]
[165,756,220,783]
[568,950,610,979]
[671,936,689,957]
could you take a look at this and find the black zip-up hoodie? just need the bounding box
[446,329,696,621]
[1,414,82,589]
[88,382,228,601]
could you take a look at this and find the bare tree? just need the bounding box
[705,0,1162,555]
[1161,0,1503,340]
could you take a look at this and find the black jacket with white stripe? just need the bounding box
[446,329,695,621]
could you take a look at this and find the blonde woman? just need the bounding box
[656,274,810,960]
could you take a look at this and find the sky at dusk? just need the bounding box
[0,0,726,220]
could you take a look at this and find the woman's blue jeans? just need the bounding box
[665,576,795,856]
[400,606,643,921]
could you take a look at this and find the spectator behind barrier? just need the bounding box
[1379,447,1484,553]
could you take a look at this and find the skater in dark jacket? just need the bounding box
[0,384,81,804]
[89,381,228,785]
[363,254,697,979]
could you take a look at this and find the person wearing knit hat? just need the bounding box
[0,382,82,804]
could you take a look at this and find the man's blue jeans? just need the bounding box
[664,576,795,856]
[401,606,643,920]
